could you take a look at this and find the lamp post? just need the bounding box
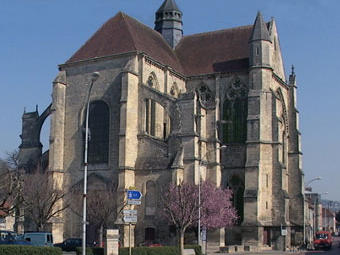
[198,145,226,250]
[82,72,100,255]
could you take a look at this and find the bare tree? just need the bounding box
[71,181,117,246]
[0,152,22,217]
[22,170,69,231]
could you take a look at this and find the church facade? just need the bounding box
[18,0,304,251]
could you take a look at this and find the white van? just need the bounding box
[23,232,53,246]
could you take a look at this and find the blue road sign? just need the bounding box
[127,190,142,200]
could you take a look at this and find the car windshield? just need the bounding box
[316,233,328,239]
[0,231,16,241]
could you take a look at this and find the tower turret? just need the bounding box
[155,0,183,48]
[249,12,272,68]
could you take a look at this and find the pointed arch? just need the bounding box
[275,88,289,135]
[145,180,157,216]
[222,76,248,143]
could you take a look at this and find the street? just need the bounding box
[61,237,340,255]
[207,237,340,255]
[303,237,340,255]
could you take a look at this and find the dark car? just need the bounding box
[54,238,82,251]
[0,230,30,245]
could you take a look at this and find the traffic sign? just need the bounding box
[127,200,141,205]
[127,190,142,200]
[123,215,137,223]
[123,210,137,215]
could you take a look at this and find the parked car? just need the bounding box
[23,232,53,247]
[54,238,82,251]
[314,231,332,250]
[0,230,30,245]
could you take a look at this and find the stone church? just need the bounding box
[18,0,304,251]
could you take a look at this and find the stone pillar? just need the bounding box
[105,229,119,255]
[118,63,139,247]
[49,71,67,243]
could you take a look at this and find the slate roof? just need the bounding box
[66,12,254,76]
[175,26,252,76]
[249,12,271,42]
[157,0,181,13]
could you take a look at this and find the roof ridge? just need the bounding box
[119,12,137,52]
[122,12,184,72]
[183,24,253,39]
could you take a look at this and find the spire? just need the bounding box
[249,11,271,42]
[157,0,180,13]
[289,65,296,85]
[155,0,183,48]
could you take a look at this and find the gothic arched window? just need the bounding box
[87,101,109,164]
[147,72,159,90]
[144,99,170,140]
[222,77,248,143]
[145,99,156,136]
[145,181,156,216]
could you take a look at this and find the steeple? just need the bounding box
[155,0,183,48]
[249,11,272,68]
[249,12,271,43]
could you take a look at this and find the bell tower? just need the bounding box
[155,0,183,48]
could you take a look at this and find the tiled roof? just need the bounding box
[175,26,252,76]
[67,13,253,76]
[67,12,183,73]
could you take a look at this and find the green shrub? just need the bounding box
[76,245,201,255]
[0,245,62,255]
[119,246,178,255]
[76,247,104,255]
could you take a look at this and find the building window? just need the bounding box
[87,101,109,164]
[228,175,244,224]
[222,78,248,143]
[147,72,159,90]
[145,99,156,136]
[145,181,156,216]
[144,99,170,140]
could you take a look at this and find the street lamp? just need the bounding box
[82,72,100,255]
[305,177,321,189]
[198,145,227,250]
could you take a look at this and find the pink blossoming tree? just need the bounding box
[162,181,237,254]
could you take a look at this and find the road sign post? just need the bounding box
[125,190,142,255]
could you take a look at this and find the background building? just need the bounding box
[18,0,304,251]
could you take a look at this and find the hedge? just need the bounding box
[75,247,104,255]
[76,245,201,255]
[0,245,62,255]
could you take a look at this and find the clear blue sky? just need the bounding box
[1,0,339,200]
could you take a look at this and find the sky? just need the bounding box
[0,0,339,200]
